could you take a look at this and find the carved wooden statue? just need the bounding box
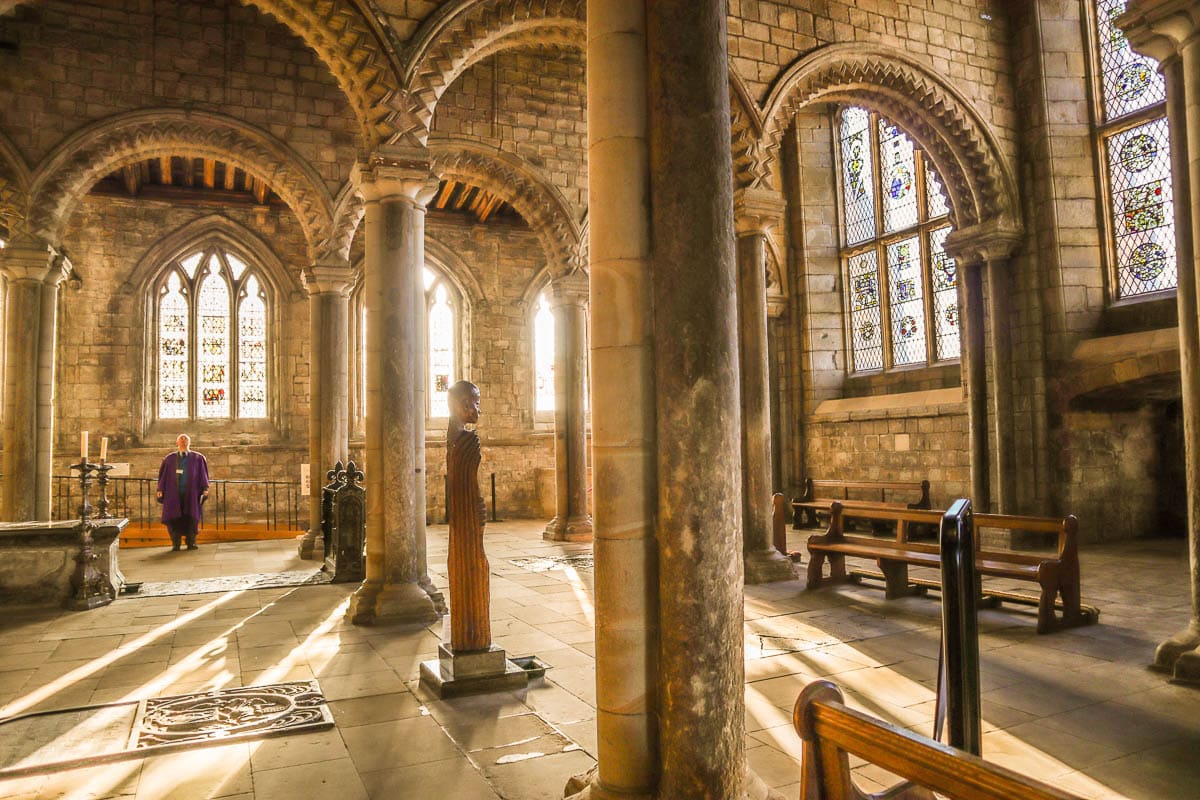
[446,380,491,651]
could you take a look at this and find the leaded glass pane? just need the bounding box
[226,253,248,280]
[429,283,454,417]
[926,163,950,219]
[887,236,927,365]
[534,292,555,412]
[1107,118,1177,296]
[422,266,436,291]
[879,119,919,233]
[158,271,189,419]
[238,275,267,419]
[1096,0,1165,121]
[929,227,960,360]
[848,251,883,372]
[197,269,230,418]
[839,107,875,246]
[179,252,203,279]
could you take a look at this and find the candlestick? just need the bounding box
[81,430,88,461]
[99,437,108,463]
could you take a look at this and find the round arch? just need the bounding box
[760,42,1020,231]
[27,110,336,261]
[0,0,413,150]
[729,70,767,191]
[428,138,584,277]
[402,0,585,136]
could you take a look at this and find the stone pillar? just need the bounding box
[544,272,593,542]
[1120,0,1200,682]
[585,1,658,795]
[960,262,990,511]
[735,188,796,584]
[346,149,443,626]
[986,255,1016,513]
[1,237,67,522]
[298,260,353,560]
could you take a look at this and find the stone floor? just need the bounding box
[0,522,1196,799]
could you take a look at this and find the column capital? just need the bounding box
[1119,0,1200,65]
[943,220,1023,266]
[0,236,69,284]
[734,187,785,236]
[549,271,590,308]
[303,258,356,296]
[356,145,440,206]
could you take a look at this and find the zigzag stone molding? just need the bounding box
[404,0,586,137]
[27,112,335,260]
[760,43,1019,231]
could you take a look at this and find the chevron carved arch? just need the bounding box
[403,0,585,136]
[0,130,31,242]
[0,0,414,150]
[760,43,1019,230]
[729,70,767,191]
[429,138,583,276]
[28,110,336,261]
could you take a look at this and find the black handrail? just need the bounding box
[936,497,982,755]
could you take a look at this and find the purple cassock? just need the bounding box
[157,450,210,523]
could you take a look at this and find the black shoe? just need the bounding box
[187,544,199,550]
[171,545,181,551]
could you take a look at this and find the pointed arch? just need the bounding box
[760,43,1019,231]
[428,137,584,277]
[403,0,585,136]
[0,130,31,241]
[27,110,336,261]
[0,0,414,150]
[730,69,768,191]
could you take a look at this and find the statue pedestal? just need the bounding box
[419,643,529,699]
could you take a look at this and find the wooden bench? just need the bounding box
[792,478,931,529]
[805,502,1099,634]
[793,679,1082,799]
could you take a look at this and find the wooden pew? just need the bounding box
[792,478,931,529]
[793,680,1082,799]
[805,502,1099,634]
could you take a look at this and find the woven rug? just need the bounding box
[127,568,332,598]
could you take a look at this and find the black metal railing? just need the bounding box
[934,497,982,755]
[52,475,303,531]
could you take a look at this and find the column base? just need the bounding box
[347,579,444,626]
[563,761,781,799]
[544,515,594,542]
[296,529,324,560]
[1154,620,1200,683]
[418,643,529,699]
[744,547,797,585]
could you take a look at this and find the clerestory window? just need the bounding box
[155,246,269,421]
[1091,0,1176,299]
[836,106,958,373]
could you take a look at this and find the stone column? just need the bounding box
[1,237,66,522]
[735,188,796,584]
[960,261,990,511]
[346,149,443,626]
[1120,0,1200,682]
[544,272,593,542]
[986,255,1016,513]
[585,2,658,796]
[298,260,353,560]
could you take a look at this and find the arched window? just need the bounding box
[424,266,460,418]
[534,291,555,412]
[1091,0,1176,298]
[836,106,958,373]
[154,246,270,420]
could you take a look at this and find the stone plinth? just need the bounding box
[419,643,529,699]
[0,518,127,606]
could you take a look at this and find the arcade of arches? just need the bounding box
[1,0,1200,798]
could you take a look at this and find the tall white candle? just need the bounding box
[99,437,108,463]
[81,431,88,461]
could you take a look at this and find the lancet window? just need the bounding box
[836,106,958,373]
[154,246,270,420]
[534,292,555,412]
[1092,0,1176,298]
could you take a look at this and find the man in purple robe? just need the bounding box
[156,434,210,551]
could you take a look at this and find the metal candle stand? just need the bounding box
[95,462,114,518]
[66,459,115,610]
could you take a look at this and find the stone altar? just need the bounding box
[0,518,127,606]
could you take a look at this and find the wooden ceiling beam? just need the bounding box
[224,162,237,191]
[121,165,140,196]
[434,179,455,210]
[253,175,268,205]
[159,156,172,185]
[203,159,216,190]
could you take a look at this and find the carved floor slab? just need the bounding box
[129,568,332,598]
[508,554,593,573]
[0,681,333,777]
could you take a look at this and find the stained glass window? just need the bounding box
[158,271,189,419]
[836,106,956,372]
[153,246,271,420]
[428,280,454,418]
[197,269,230,419]
[238,275,267,419]
[534,292,555,411]
[1092,2,1176,299]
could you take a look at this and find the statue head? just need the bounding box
[448,381,481,426]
